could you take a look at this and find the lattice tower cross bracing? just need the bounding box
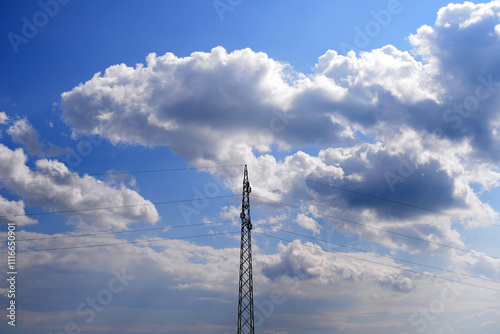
[237,165,255,334]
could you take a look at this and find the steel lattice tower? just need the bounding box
[237,165,255,334]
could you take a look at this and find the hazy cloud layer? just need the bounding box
[1,230,496,334]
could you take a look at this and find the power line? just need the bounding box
[8,191,495,261]
[0,164,243,182]
[7,220,499,292]
[0,194,237,219]
[13,214,497,285]
[16,219,499,284]
[253,222,500,285]
[252,194,499,259]
[16,220,238,242]
[2,162,498,291]
[10,223,500,292]
[14,231,239,253]
[255,232,500,293]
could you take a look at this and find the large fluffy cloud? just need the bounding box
[60,46,355,160]
[409,1,500,157]
[0,144,159,229]
[59,1,500,255]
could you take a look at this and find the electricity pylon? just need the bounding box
[237,165,255,334]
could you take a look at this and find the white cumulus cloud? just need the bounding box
[59,1,500,260]
[0,195,37,225]
[295,213,321,235]
[0,143,159,230]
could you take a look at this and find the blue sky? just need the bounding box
[2,0,500,333]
